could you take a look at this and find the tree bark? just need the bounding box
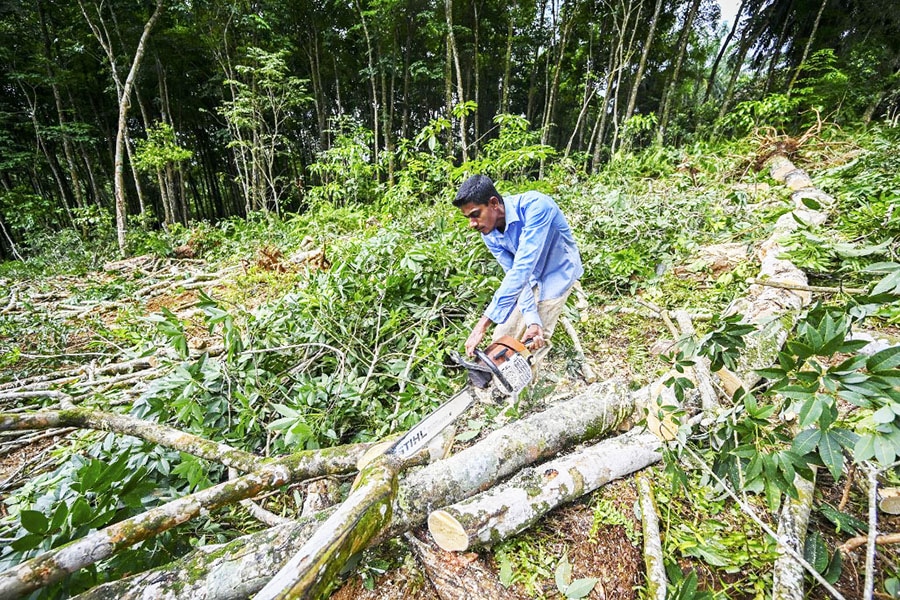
[623,0,662,127]
[79,0,165,255]
[772,473,816,600]
[786,0,828,96]
[656,0,702,143]
[0,453,360,600]
[428,430,660,551]
[253,454,401,600]
[637,475,666,600]
[406,532,517,600]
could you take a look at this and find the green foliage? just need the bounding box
[307,117,380,205]
[468,113,556,181]
[132,122,193,173]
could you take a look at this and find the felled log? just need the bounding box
[406,532,517,600]
[254,454,402,600]
[724,154,828,391]
[637,476,666,600]
[428,431,661,551]
[772,473,816,600]
[75,379,634,600]
[0,445,368,600]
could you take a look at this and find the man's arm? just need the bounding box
[483,197,555,326]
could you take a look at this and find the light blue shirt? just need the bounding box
[482,191,583,327]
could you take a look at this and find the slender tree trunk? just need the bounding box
[717,9,772,120]
[762,0,791,95]
[80,0,165,256]
[472,0,481,148]
[445,0,468,162]
[38,0,86,211]
[704,0,749,103]
[354,0,379,168]
[501,8,514,114]
[623,0,662,131]
[786,0,828,95]
[609,0,642,154]
[19,84,76,229]
[657,0,702,143]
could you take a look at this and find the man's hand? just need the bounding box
[523,323,545,349]
[465,316,493,357]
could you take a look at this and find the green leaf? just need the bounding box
[10,533,44,552]
[818,432,845,480]
[867,346,900,372]
[819,504,867,535]
[565,578,599,599]
[874,435,897,466]
[498,556,514,587]
[803,531,828,572]
[555,553,573,592]
[854,435,876,461]
[798,397,824,427]
[19,509,49,534]
[873,405,896,424]
[823,551,842,584]
[455,429,480,442]
[872,270,900,295]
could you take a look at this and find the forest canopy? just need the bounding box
[0,0,897,258]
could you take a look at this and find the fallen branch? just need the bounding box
[772,473,816,600]
[637,475,666,600]
[839,532,900,553]
[747,278,866,296]
[0,408,263,472]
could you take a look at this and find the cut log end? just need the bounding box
[428,510,470,552]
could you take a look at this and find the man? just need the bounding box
[453,174,583,358]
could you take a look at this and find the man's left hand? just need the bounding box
[523,324,545,349]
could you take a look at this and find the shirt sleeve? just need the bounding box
[484,197,554,326]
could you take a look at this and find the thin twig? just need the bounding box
[747,278,866,296]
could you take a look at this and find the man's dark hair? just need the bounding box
[453,174,502,207]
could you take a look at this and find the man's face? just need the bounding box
[459,197,504,235]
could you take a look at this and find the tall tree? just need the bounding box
[78,0,165,256]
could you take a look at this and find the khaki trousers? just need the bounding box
[492,285,573,351]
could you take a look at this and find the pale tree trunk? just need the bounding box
[501,8,514,114]
[786,0,828,95]
[608,0,642,154]
[656,0,702,143]
[38,0,86,211]
[772,473,816,600]
[637,476,667,600]
[705,0,750,102]
[540,0,574,152]
[472,0,481,147]
[445,0,468,162]
[355,0,379,168]
[623,0,662,126]
[79,0,165,256]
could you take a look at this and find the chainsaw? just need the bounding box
[387,335,534,460]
